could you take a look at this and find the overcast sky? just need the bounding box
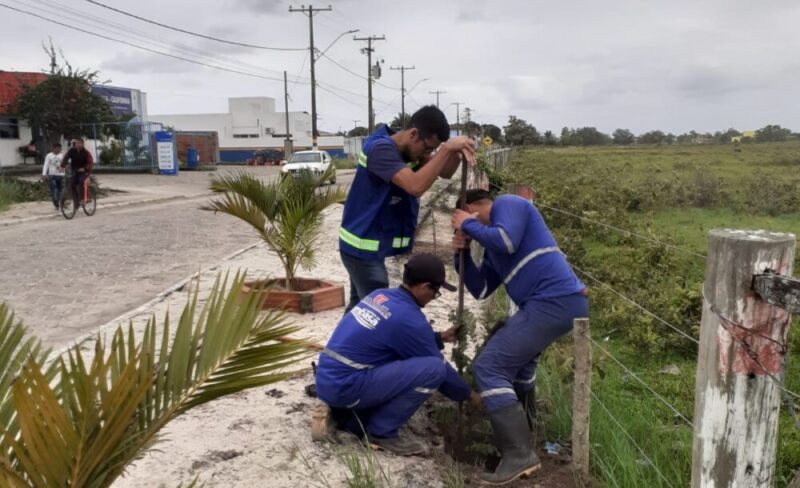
[2,0,799,134]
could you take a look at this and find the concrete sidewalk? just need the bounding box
[0,166,282,227]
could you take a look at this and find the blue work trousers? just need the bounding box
[320,356,463,438]
[340,251,389,312]
[474,293,589,412]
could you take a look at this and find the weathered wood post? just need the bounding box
[572,317,591,484]
[691,229,796,487]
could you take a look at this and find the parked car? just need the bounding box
[280,150,336,184]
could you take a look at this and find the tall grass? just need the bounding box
[0,177,16,211]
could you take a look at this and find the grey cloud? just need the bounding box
[100,52,201,74]
[236,0,286,15]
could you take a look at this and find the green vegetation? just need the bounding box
[504,141,800,486]
[0,274,309,487]
[0,177,50,211]
[204,167,346,290]
[334,157,357,170]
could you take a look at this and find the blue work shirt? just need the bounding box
[457,195,585,306]
[315,287,470,404]
[339,126,419,261]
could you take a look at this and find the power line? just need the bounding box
[316,84,362,108]
[85,0,305,51]
[25,0,298,82]
[591,390,677,488]
[0,3,294,84]
[591,338,694,428]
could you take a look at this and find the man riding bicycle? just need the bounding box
[61,138,94,204]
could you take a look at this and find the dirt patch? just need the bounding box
[425,398,579,487]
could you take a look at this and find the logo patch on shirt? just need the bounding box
[390,196,402,205]
[363,295,392,319]
[351,306,381,330]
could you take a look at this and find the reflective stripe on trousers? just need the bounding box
[322,347,374,370]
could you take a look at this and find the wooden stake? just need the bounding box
[691,229,796,487]
[572,317,591,484]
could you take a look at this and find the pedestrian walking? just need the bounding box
[41,142,64,210]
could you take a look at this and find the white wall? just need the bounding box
[150,96,316,150]
[0,124,32,167]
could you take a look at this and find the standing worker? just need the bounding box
[315,254,476,455]
[339,105,476,311]
[451,189,588,485]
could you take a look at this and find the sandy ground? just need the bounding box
[109,199,489,488]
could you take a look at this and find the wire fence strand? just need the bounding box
[591,338,694,428]
[591,390,677,488]
[535,202,708,260]
[571,264,700,345]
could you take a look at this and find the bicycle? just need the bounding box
[60,169,97,219]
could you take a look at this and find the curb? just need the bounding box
[51,240,262,358]
[0,193,213,228]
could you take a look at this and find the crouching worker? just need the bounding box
[452,189,588,485]
[315,254,474,456]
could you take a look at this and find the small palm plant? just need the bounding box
[0,273,309,487]
[204,167,346,291]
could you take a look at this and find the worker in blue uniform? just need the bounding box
[339,105,476,312]
[451,189,588,485]
[315,254,475,456]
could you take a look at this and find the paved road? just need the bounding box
[0,167,355,348]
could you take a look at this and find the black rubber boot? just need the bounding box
[518,386,536,432]
[478,403,541,485]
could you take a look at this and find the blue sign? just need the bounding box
[155,131,178,175]
[91,85,134,115]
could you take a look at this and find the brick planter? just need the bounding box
[241,278,345,314]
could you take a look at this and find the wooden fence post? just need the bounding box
[691,229,796,487]
[572,317,591,484]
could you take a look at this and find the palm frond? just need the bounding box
[0,273,310,487]
[205,167,346,288]
[0,303,55,459]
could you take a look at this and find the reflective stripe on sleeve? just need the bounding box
[503,246,561,285]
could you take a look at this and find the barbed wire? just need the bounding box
[590,390,677,488]
[702,290,800,402]
[590,338,694,428]
[482,179,707,260]
[535,202,708,260]
[570,264,700,345]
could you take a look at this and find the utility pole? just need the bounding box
[390,65,415,128]
[283,70,293,158]
[454,102,463,136]
[289,4,332,150]
[429,90,447,108]
[354,34,385,132]
[353,120,360,132]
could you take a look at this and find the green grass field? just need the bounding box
[506,141,800,487]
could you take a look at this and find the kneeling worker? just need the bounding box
[315,254,473,456]
[452,189,588,485]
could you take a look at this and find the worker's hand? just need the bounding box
[443,136,476,167]
[452,230,471,251]
[40,175,48,182]
[452,209,478,230]
[440,325,458,343]
[468,391,483,411]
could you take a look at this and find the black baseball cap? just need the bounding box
[403,254,457,292]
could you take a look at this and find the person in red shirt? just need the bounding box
[62,137,93,204]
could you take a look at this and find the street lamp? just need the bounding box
[406,78,430,96]
[317,29,360,61]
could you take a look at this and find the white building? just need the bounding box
[150,97,345,162]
